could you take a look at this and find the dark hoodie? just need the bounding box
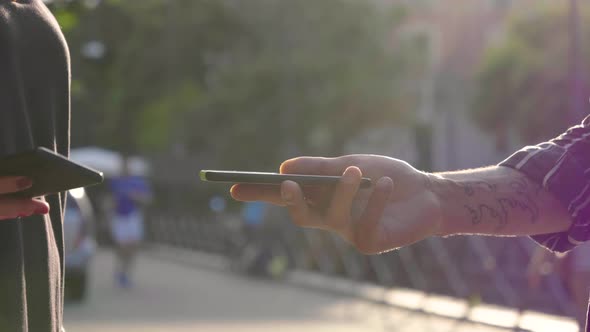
[0,0,70,331]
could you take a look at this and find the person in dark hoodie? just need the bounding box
[0,0,71,331]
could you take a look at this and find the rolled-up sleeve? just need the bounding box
[499,115,590,253]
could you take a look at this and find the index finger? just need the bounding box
[230,184,285,206]
[0,176,32,195]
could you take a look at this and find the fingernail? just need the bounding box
[377,177,393,192]
[16,177,32,190]
[342,167,359,184]
[279,158,297,174]
[34,206,49,215]
[281,188,294,205]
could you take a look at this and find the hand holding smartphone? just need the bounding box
[200,170,372,188]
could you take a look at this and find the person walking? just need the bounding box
[109,161,152,288]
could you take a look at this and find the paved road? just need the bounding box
[63,250,571,332]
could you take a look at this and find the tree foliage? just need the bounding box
[49,0,422,169]
[474,4,590,147]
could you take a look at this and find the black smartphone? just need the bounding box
[200,170,372,189]
[0,147,104,198]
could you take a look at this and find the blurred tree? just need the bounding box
[56,0,243,155]
[473,4,590,150]
[191,1,422,167]
[50,0,422,169]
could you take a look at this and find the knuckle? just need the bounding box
[316,158,329,175]
[341,155,361,168]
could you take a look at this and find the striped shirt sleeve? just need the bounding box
[499,115,590,253]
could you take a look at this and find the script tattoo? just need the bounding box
[463,177,539,231]
[462,181,497,196]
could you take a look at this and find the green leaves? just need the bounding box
[474,3,590,146]
[55,0,420,169]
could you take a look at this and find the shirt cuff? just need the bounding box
[499,144,589,253]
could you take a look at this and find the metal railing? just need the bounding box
[145,209,578,321]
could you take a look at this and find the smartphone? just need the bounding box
[200,170,372,189]
[0,147,104,198]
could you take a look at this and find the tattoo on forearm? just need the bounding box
[462,177,539,231]
[462,181,497,196]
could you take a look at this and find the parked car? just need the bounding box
[63,188,96,301]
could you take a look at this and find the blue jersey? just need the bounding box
[109,176,151,216]
[241,201,267,226]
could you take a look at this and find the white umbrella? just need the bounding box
[70,147,150,177]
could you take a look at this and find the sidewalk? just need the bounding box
[149,245,579,332]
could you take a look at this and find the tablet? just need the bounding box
[0,147,104,198]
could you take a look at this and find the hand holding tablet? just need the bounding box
[0,147,104,219]
[0,147,104,198]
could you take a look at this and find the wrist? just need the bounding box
[423,172,451,237]
[424,172,460,237]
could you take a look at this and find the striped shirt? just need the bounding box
[500,115,590,331]
[499,115,590,253]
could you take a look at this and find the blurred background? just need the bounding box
[42,0,590,331]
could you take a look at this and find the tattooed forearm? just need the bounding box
[464,204,505,227]
[461,177,540,231]
[461,181,497,196]
[433,166,571,236]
